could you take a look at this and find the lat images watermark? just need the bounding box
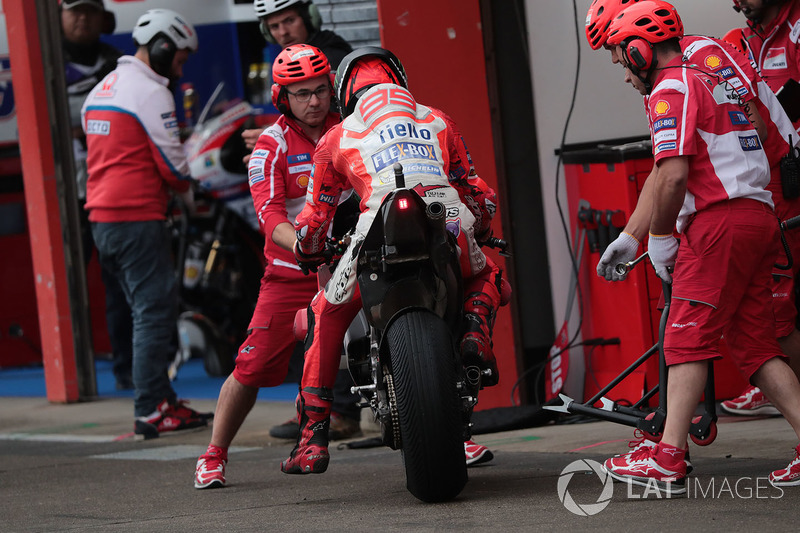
[557,459,613,516]
[557,460,785,516]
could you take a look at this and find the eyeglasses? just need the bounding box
[285,85,331,103]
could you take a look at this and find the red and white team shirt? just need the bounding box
[247,112,340,273]
[647,55,772,233]
[681,35,797,194]
[741,1,800,131]
[82,56,191,222]
[683,35,758,105]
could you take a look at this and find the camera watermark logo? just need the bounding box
[557,458,785,515]
[557,459,614,516]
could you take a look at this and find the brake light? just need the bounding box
[398,198,409,210]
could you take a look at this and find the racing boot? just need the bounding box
[280,388,333,475]
[460,290,499,387]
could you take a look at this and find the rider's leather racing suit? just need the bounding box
[294,83,503,394]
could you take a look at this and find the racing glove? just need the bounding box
[647,233,679,283]
[596,232,640,282]
[293,241,329,276]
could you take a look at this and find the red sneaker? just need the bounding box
[602,443,687,496]
[770,444,800,487]
[720,386,781,416]
[464,439,494,466]
[618,429,693,474]
[194,446,227,489]
[134,399,211,440]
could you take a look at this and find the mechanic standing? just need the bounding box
[246,0,369,444]
[194,44,342,489]
[720,0,800,416]
[593,1,800,493]
[82,9,211,439]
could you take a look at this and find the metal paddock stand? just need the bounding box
[544,255,719,446]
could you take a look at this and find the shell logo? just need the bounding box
[705,55,723,69]
[654,100,670,115]
[297,174,310,188]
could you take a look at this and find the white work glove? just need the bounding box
[596,232,640,282]
[647,233,679,283]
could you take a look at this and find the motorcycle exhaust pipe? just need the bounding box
[465,365,482,388]
[426,201,445,220]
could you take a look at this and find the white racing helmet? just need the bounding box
[132,9,198,51]
[132,9,198,79]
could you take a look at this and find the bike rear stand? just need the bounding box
[544,277,719,446]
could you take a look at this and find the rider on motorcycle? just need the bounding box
[282,46,504,475]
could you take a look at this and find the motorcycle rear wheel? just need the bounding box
[387,310,467,503]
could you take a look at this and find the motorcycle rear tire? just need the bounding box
[387,310,467,503]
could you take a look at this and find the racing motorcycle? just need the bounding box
[168,89,267,379]
[323,163,506,503]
